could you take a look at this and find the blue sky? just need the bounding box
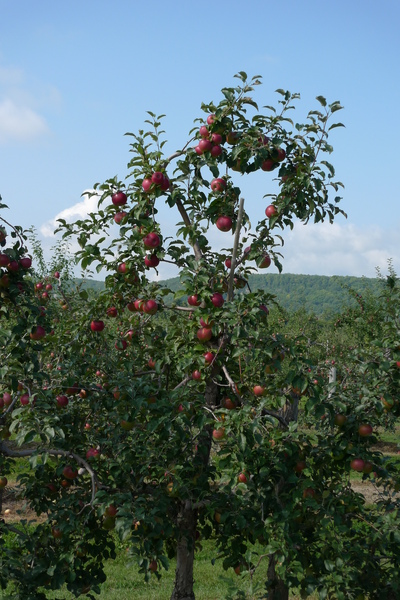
[0,0,399,279]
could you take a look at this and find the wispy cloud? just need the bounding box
[278,221,400,278]
[0,62,55,143]
[0,98,49,142]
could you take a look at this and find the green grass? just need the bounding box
[1,538,291,600]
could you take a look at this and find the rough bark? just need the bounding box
[267,554,289,600]
[170,500,197,600]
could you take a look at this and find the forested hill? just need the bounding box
[80,273,382,316]
[159,273,382,316]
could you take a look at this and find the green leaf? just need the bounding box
[316,95,327,107]
[328,122,345,131]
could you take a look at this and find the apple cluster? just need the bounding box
[194,114,224,157]
[142,171,170,193]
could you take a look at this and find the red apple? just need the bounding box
[226,131,240,145]
[144,254,160,268]
[52,527,62,539]
[143,232,161,249]
[212,428,225,440]
[3,392,12,406]
[188,295,201,306]
[200,316,214,328]
[211,292,224,308]
[198,139,212,153]
[253,385,265,397]
[151,171,164,185]
[143,300,158,315]
[265,205,277,218]
[197,327,212,342]
[134,299,145,311]
[207,114,216,125]
[192,370,201,381]
[86,448,100,459]
[142,178,152,192]
[199,125,209,138]
[0,274,9,288]
[303,488,316,499]
[211,145,222,157]
[105,504,118,517]
[160,175,170,191]
[106,307,118,318]
[225,258,232,269]
[276,147,286,161]
[54,271,60,279]
[20,393,30,406]
[117,262,127,274]
[62,465,78,480]
[0,254,10,267]
[115,339,128,351]
[210,178,226,192]
[261,159,275,172]
[149,560,158,573]
[258,254,271,269]
[7,260,19,272]
[30,326,46,340]
[114,211,127,224]
[295,461,307,473]
[204,352,214,365]
[211,133,223,144]
[334,414,347,426]
[350,459,365,472]
[238,472,248,484]
[363,461,373,474]
[91,320,105,332]
[112,191,127,206]
[19,257,32,269]
[223,397,237,410]
[216,216,232,232]
[358,424,373,437]
[56,395,69,408]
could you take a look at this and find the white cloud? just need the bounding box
[0,98,49,142]
[40,191,100,237]
[277,221,400,278]
[39,195,400,282]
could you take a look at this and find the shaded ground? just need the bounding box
[1,483,47,523]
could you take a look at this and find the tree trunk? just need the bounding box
[267,554,289,600]
[170,500,197,600]
[170,378,218,600]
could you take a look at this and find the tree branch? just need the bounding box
[174,198,202,261]
[228,197,245,301]
[1,444,100,505]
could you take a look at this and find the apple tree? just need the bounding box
[2,73,400,600]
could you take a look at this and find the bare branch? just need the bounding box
[228,197,245,301]
[222,365,242,400]
[173,376,191,391]
[174,198,202,261]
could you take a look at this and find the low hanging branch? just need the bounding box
[0,444,101,505]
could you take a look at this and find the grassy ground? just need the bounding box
[1,537,311,600]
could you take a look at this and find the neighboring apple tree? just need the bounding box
[1,73,400,600]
